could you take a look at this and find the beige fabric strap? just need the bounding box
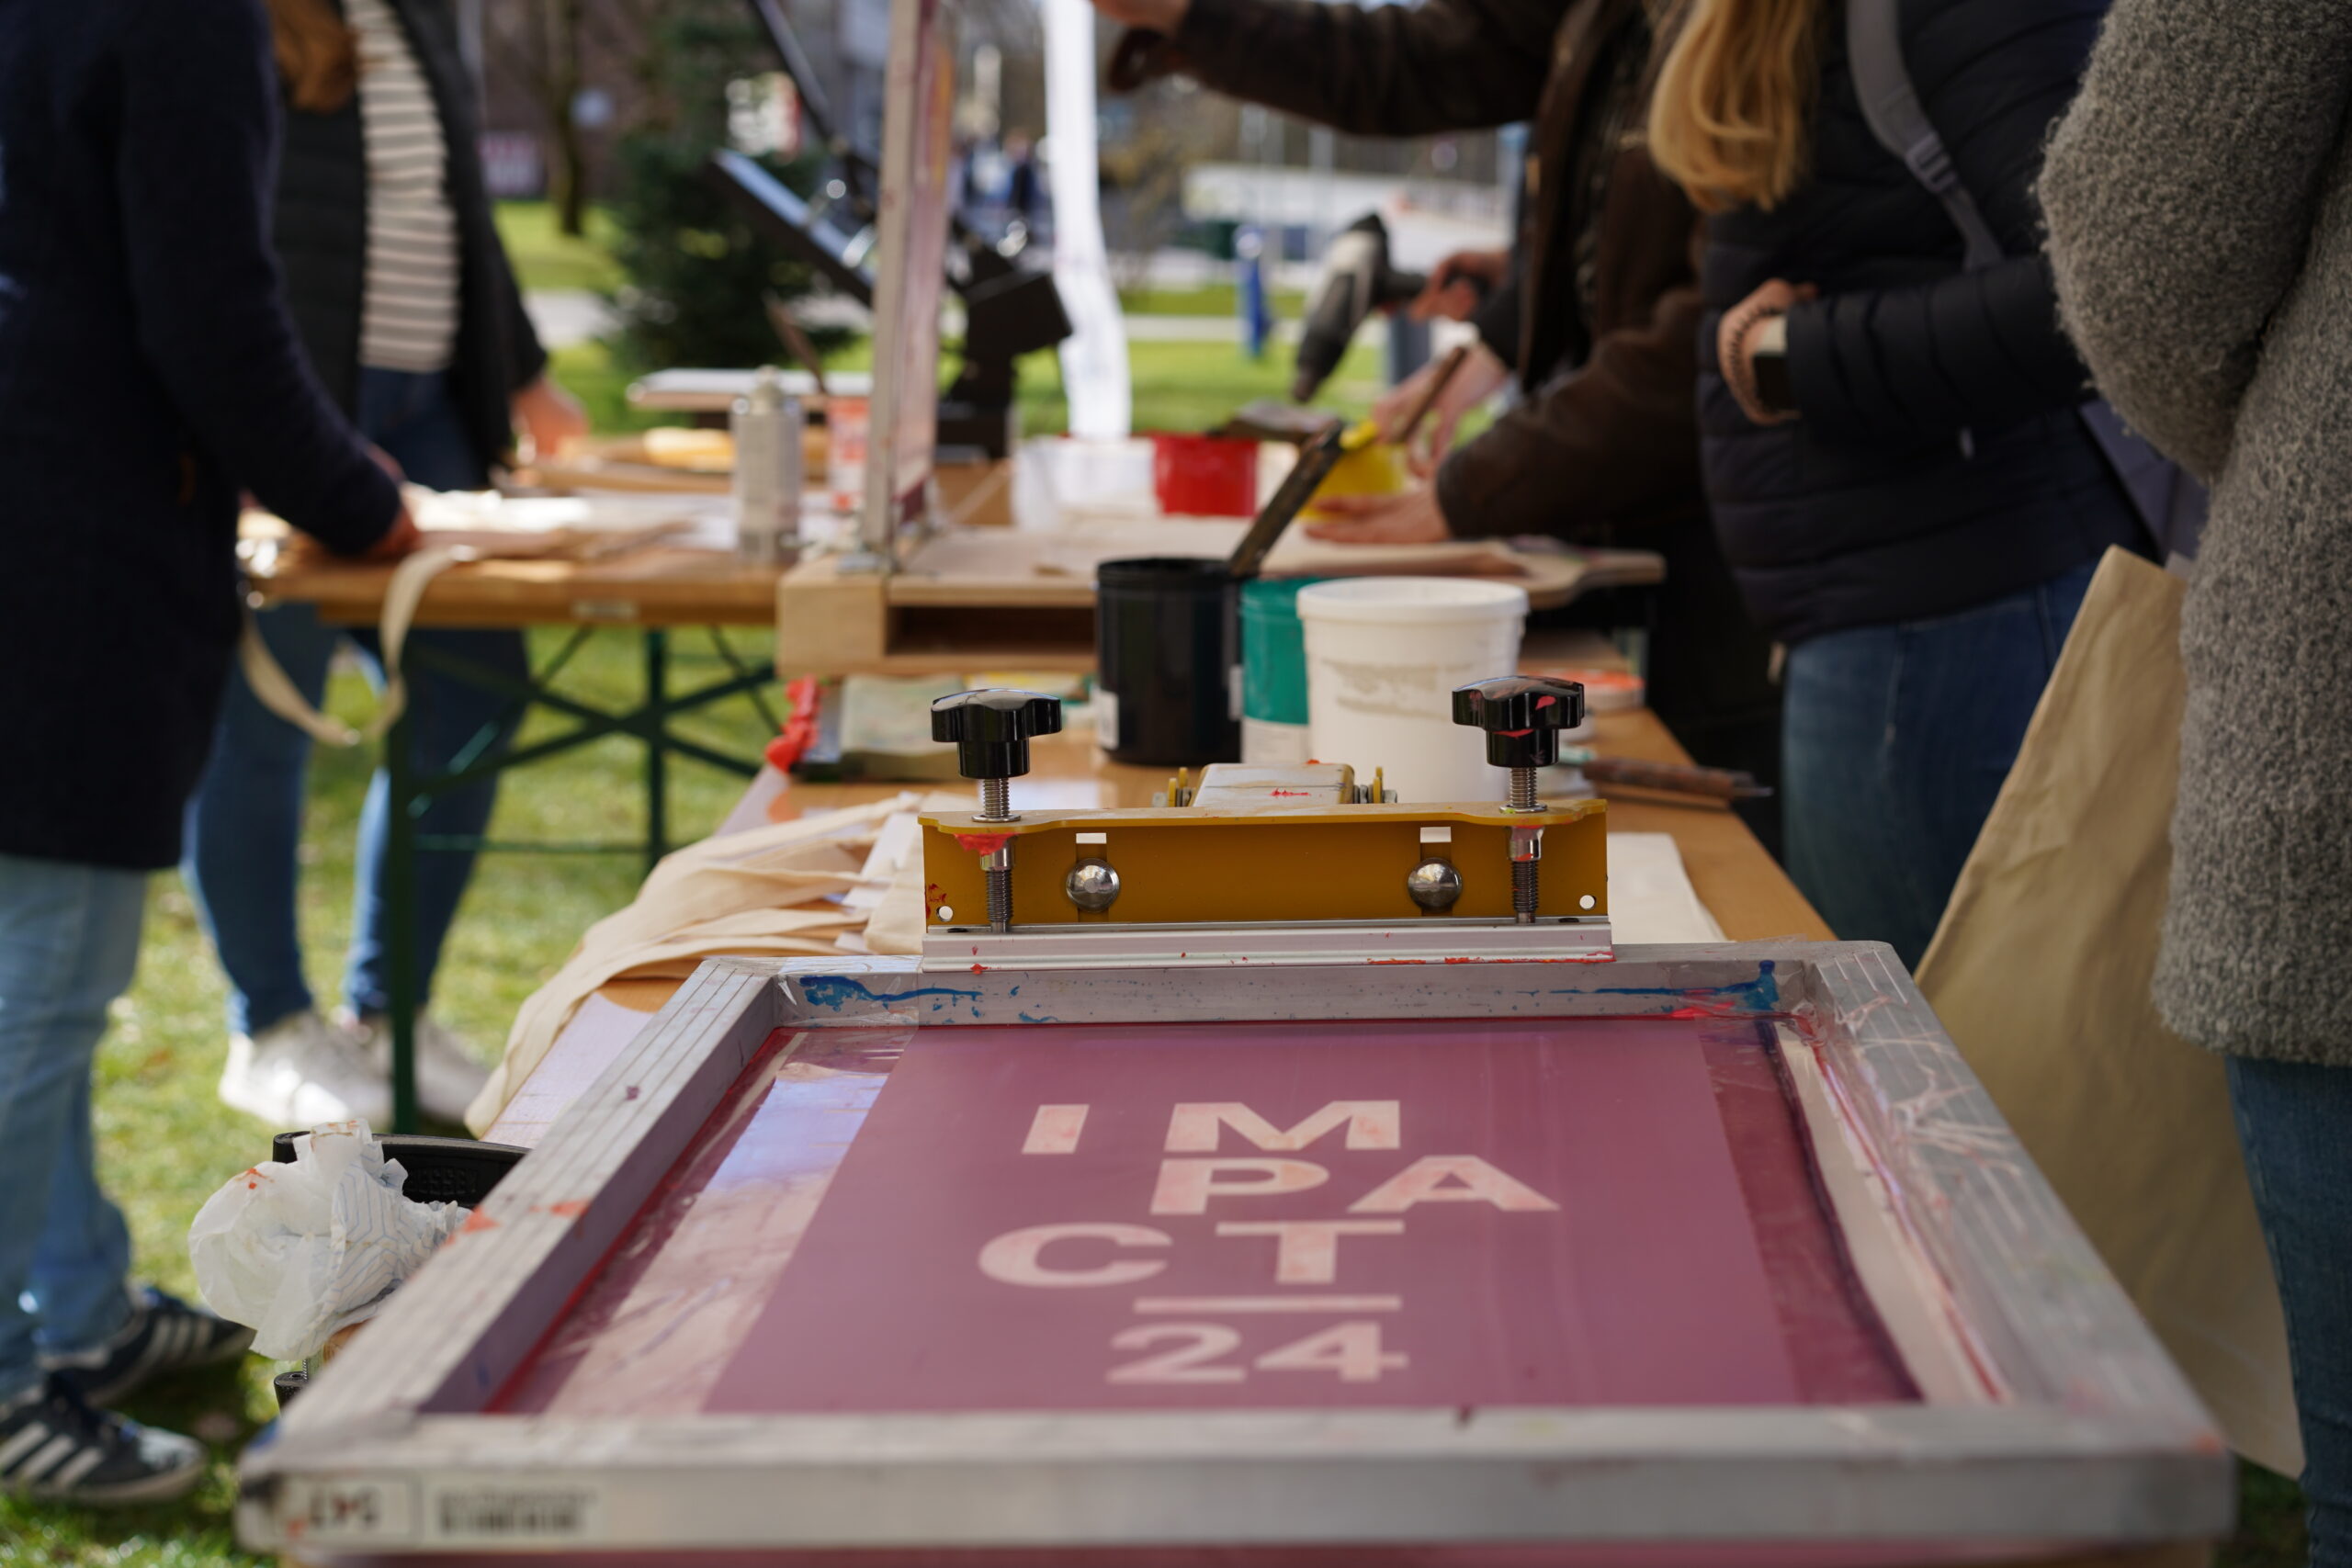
[238,545,469,747]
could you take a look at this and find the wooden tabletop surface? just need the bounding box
[254,543,787,629]
[254,543,1660,630]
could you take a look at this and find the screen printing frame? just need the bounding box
[239,944,2231,1556]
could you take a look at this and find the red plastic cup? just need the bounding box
[1150,434,1260,517]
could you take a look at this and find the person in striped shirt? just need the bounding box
[184,0,589,1133]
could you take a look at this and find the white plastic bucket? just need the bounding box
[1295,578,1530,802]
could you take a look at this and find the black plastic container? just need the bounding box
[1094,557,1242,767]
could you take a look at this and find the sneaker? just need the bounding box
[352,1011,490,1125]
[42,1286,255,1405]
[219,1010,390,1127]
[0,1376,206,1505]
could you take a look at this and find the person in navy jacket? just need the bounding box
[0,0,411,1503]
[1648,0,2144,967]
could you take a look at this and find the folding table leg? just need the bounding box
[382,699,422,1135]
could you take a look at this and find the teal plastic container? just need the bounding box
[1240,576,1328,725]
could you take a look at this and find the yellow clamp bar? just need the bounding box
[919,801,1607,929]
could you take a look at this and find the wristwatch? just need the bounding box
[1749,314,1793,414]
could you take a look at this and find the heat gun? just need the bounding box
[1290,213,1426,402]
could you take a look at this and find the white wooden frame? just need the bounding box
[239,944,2233,1556]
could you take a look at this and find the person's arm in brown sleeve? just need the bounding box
[1114,0,1560,136]
[1433,279,1702,539]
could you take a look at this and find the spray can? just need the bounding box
[731,366,804,564]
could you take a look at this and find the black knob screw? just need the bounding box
[932,689,1064,931]
[1452,676,1585,923]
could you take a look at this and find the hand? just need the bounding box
[1718,277,1814,427]
[1302,487,1453,546]
[1087,0,1188,30]
[363,507,423,562]
[1371,341,1509,477]
[512,374,589,463]
[1409,249,1508,321]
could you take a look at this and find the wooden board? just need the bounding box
[771,535,1662,677]
[252,534,786,628]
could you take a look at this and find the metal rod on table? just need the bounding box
[1578,755,1771,801]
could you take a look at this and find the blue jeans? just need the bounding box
[2229,1056,2352,1566]
[183,368,526,1034]
[1781,560,2095,970]
[0,856,145,1398]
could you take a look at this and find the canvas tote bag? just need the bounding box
[1917,546,2296,1472]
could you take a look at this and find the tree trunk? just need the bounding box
[540,0,588,235]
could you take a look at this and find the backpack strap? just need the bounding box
[1846,0,2007,270]
[1839,0,2210,560]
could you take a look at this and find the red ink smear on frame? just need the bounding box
[953,833,1013,855]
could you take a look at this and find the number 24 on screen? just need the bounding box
[1110,1321,1405,1384]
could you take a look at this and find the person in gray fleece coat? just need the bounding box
[2041,0,2352,1556]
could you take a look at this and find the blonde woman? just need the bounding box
[1646,0,2143,965]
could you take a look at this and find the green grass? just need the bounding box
[1012,335,1383,435]
[493,204,1304,322]
[815,332,1384,438]
[492,200,626,294]
[546,339,674,434]
[2225,1462,2313,1567]
[547,333,1385,442]
[0,629,783,1564]
[1115,281,1307,318]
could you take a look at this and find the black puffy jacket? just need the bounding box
[273,0,545,474]
[1699,0,2144,646]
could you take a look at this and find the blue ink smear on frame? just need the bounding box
[1582,959,1779,1012]
[800,974,984,1014]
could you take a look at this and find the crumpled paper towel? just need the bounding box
[187,1120,469,1362]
